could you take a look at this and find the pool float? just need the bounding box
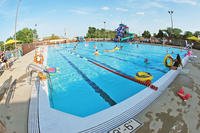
[47,67,56,73]
[34,53,44,64]
[104,47,120,53]
[46,67,60,76]
[38,72,47,80]
[114,47,120,50]
[104,49,116,53]
[163,54,173,67]
[135,72,153,82]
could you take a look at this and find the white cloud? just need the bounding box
[69,9,89,15]
[167,0,197,5]
[116,7,128,12]
[136,12,145,15]
[101,6,110,11]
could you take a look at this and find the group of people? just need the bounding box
[0,51,10,70]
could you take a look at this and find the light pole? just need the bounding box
[168,10,174,29]
[33,24,37,42]
[103,21,106,41]
[14,0,22,49]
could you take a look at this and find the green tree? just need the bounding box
[142,30,151,38]
[43,34,60,40]
[194,31,200,37]
[183,31,193,39]
[86,27,96,38]
[173,28,182,38]
[162,27,182,38]
[15,28,38,43]
[86,27,115,38]
[156,30,164,38]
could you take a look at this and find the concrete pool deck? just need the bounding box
[0,47,200,133]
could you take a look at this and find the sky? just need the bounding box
[0,0,200,41]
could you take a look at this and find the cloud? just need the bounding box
[116,7,128,12]
[69,9,89,15]
[101,6,110,11]
[166,0,197,5]
[136,12,145,15]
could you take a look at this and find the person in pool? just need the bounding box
[170,54,183,70]
[144,58,149,64]
[94,49,99,56]
[114,45,119,50]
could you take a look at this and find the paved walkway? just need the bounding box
[0,51,35,133]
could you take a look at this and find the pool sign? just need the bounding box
[109,118,142,133]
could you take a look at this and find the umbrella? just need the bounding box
[3,39,20,51]
[187,36,200,42]
[4,39,20,45]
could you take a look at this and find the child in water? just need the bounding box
[170,54,183,70]
[94,49,99,56]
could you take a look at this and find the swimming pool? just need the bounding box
[47,42,186,117]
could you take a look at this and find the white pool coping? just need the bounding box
[37,46,189,133]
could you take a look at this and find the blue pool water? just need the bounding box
[47,42,186,117]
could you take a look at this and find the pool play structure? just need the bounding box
[114,24,134,42]
[28,42,189,133]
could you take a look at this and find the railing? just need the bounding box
[27,63,53,133]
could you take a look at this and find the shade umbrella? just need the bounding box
[187,36,200,42]
[3,39,20,51]
[4,39,20,45]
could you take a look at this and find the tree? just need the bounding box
[173,28,182,38]
[43,34,60,40]
[183,31,193,39]
[194,31,200,37]
[86,27,96,38]
[86,27,115,38]
[142,30,151,38]
[15,28,38,43]
[162,27,182,38]
[156,30,164,38]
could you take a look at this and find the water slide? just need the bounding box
[120,33,134,42]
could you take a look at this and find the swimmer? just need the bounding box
[94,49,99,56]
[144,58,149,64]
[120,46,123,50]
[94,45,97,50]
[136,44,139,48]
[170,54,183,70]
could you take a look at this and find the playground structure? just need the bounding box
[77,36,85,42]
[114,24,134,42]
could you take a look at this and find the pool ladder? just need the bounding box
[26,63,53,86]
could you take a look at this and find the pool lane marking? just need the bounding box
[65,50,158,91]
[58,52,117,106]
[73,48,166,74]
